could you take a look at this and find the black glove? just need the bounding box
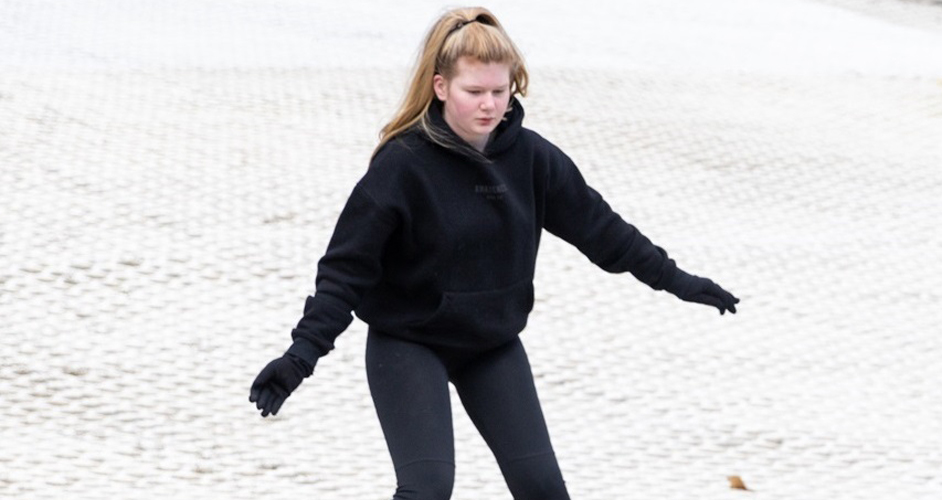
[667,268,740,315]
[249,339,318,417]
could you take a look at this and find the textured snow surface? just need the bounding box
[2,1,942,499]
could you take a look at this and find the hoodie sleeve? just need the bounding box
[289,183,397,358]
[542,145,678,291]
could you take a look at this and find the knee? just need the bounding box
[520,479,569,500]
[502,455,570,500]
[393,460,455,500]
[509,475,569,500]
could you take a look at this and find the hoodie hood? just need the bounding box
[421,96,525,162]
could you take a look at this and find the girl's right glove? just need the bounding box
[249,339,318,417]
[666,268,740,315]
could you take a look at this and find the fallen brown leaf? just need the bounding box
[728,475,748,490]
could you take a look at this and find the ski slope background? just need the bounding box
[2,1,942,498]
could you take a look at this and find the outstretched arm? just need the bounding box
[289,185,398,359]
[250,184,397,416]
[542,149,738,314]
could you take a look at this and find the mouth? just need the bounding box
[476,117,496,125]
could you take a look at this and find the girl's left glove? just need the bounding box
[666,269,740,315]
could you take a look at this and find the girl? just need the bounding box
[250,7,739,500]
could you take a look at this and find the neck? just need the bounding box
[470,133,490,153]
[440,107,490,153]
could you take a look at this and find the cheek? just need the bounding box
[453,96,480,117]
[497,95,510,113]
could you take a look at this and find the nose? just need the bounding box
[480,94,496,111]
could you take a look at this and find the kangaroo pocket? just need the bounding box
[413,279,535,347]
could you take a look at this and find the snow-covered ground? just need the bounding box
[2,1,941,499]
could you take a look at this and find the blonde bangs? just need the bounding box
[439,24,519,71]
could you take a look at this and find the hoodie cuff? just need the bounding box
[284,336,323,373]
[665,267,696,298]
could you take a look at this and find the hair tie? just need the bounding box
[448,18,482,37]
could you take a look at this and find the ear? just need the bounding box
[432,74,448,101]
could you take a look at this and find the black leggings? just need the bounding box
[366,327,570,500]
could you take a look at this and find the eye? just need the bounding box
[468,90,483,95]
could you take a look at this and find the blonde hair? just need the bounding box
[372,7,529,159]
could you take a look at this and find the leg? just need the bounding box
[451,338,570,500]
[366,329,456,500]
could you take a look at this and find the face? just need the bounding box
[433,56,512,151]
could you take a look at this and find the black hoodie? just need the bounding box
[289,98,684,358]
